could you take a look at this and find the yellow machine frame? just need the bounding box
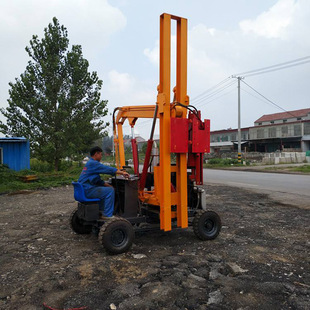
[113,14,189,232]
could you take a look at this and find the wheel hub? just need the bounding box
[111,229,126,246]
[204,219,214,232]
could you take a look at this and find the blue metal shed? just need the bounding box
[0,137,30,171]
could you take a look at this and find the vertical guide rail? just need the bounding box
[157,13,188,231]
[158,13,172,231]
[131,127,139,175]
[175,16,188,228]
[113,108,121,169]
[139,105,158,190]
[117,123,126,168]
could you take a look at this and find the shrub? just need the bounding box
[207,158,223,165]
[207,158,239,166]
[30,159,54,172]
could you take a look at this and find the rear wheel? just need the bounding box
[70,209,92,234]
[193,210,221,240]
[98,218,134,254]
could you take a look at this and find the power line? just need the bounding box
[190,77,231,102]
[241,80,298,118]
[233,56,310,78]
[199,88,237,107]
[192,79,237,107]
[243,60,310,77]
[241,87,271,106]
[240,87,289,113]
[191,78,234,103]
[196,88,237,115]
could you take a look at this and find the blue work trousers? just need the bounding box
[85,186,115,217]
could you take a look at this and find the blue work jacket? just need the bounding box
[78,158,117,190]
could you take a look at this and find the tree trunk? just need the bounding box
[54,157,60,171]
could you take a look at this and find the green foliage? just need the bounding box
[30,158,54,172]
[0,17,109,170]
[292,165,310,173]
[0,161,82,194]
[0,164,16,183]
[206,158,240,166]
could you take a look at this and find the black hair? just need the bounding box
[90,146,103,157]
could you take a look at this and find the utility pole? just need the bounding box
[237,76,241,163]
[231,75,244,163]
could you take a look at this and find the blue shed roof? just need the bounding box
[0,137,28,142]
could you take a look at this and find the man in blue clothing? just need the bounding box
[78,146,129,219]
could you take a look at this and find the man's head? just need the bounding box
[90,146,103,161]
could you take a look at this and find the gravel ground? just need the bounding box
[0,184,309,310]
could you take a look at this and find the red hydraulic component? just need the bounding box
[188,152,203,185]
[139,139,153,190]
[131,138,139,175]
[170,117,189,153]
[187,111,210,185]
[192,116,210,153]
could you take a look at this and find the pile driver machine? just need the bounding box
[71,13,221,254]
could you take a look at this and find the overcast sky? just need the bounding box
[0,0,309,138]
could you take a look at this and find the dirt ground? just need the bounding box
[0,184,309,310]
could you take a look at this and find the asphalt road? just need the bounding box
[204,168,310,208]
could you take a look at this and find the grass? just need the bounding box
[204,158,248,168]
[263,164,310,174]
[291,164,310,173]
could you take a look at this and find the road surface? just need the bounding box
[204,169,310,208]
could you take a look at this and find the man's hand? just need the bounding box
[122,171,130,179]
[117,169,130,179]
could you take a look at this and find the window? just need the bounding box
[257,129,264,139]
[283,119,287,123]
[270,121,274,124]
[294,124,301,136]
[221,135,228,142]
[268,127,276,138]
[304,122,310,135]
[297,117,302,121]
[281,126,288,137]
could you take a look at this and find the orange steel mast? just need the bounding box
[157,14,189,231]
[113,13,189,232]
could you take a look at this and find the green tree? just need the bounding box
[0,17,108,170]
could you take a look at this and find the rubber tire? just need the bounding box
[98,218,134,254]
[193,210,221,240]
[70,209,92,234]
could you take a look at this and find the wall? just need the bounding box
[262,152,306,164]
[249,123,304,140]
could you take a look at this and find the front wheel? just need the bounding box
[193,210,221,240]
[98,218,134,254]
